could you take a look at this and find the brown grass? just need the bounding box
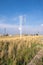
[0,35,43,65]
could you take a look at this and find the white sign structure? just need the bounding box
[19,16,23,39]
[19,15,26,39]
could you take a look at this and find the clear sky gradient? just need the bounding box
[0,0,43,34]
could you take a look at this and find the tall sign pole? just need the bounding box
[19,15,26,39]
[19,16,23,39]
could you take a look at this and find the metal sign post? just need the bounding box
[19,16,23,39]
[19,15,26,39]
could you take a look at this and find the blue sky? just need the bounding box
[0,0,43,34]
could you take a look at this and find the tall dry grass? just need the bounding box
[0,36,43,65]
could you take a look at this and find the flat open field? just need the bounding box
[0,35,43,45]
[0,35,43,42]
[0,35,43,65]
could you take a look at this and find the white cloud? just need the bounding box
[0,23,19,28]
[0,15,43,34]
[41,24,43,26]
[0,23,43,34]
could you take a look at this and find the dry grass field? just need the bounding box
[0,35,43,65]
[0,35,43,42]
